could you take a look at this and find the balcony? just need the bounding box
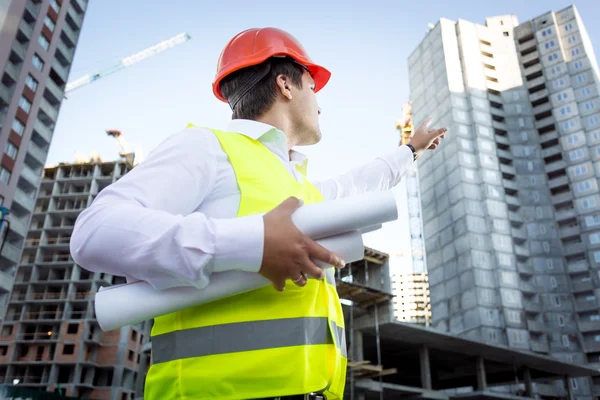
[488,93,502,104]
[539,130,559,143]
[501,164,516,177]
[61,21,79,47]
[517,262,534,275]
[13,189,35,212]
[51,60,69,83]
[40,98,58,123]
[521,50,540,65]
[515,245,530,257]
[0,269,13,293]
[578,320,600,332]
[552,192,574,206]
[44,78,64,103]
[27,141,47,166]
[9,215,29,239]
[531,339,549,353]
[575,300,598,312]
[21,165,41,188]
[529,89,550,103]
[67,5,84,27]
[509,211,524,224]
[567,262,588,274]
[520,280,536,293]
[548,176,569,189]
[533,102,552,115]
[503,179,518,191]
[541,146,561,158]
[544,160,566,173]
[495,135,510,146]
[25,0,41,18]
[512,226,527,240]
[559,225,580,239]
[571,280,594,292]
[1,242,21,264]
[583,341,600,353]
[18,19,33,38]
[535,116,556,130]
[506,195,520,209]
[524,301,542,313]
[527,319,544,332]
[523,61,542,76]
[4,61,20,82]
[492,120,508,131]
[526,76,546,90]
[564,242,585,256]
[34,119,53,144]
[57,40,74,64]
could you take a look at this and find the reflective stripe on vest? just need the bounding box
[144,127,347,400]
[152,317,347,364]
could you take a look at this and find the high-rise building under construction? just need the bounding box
[408,4,600,397]
[0,159,152,399]
[0,0,88,317]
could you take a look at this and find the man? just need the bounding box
[70,27,446,400]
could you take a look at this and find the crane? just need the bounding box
[65,32,191,93]
[105,129,141,166]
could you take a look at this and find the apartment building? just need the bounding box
[408,5,600,397]
[0,160,152,400]
[390,272,432,326]
[0,0,88,318]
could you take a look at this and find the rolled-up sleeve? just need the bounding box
[313,145,414,200]
[69,128,264,291]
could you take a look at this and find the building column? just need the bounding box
[523,367,534,398]
[476,357,487,391]
[564,376,574,400]
[420,346,432,390]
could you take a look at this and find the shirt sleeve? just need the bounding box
[69,128,264,291]
[312,145,415,200]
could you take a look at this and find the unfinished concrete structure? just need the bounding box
[338,247,599,399]
[0,159,151,400]
[390,272,432,326]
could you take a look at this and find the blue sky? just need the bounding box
[49,0,600,268]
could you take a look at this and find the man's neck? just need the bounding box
[255,111,297,150]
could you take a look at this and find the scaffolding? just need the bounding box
[337,247,396,400]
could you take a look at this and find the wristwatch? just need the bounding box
[406,144,418,161]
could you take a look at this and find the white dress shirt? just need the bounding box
[70,119,414,291]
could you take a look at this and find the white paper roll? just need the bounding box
[291,190,398,240]
[95,230,365,331]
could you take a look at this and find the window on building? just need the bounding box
[568,35,577,44]
[50,0,60,12]
[558,315,565,326]
[67,324,78,334]
[571,48,580,57]
[553,77,566,88]
[0,168,11,185]
[545,40,556,49]
[557,92,569,102]
[519,118,525,127]
[590,233,600,244]
[529,176,536,185]
[563,119,577,131]
[11,119,24,136]
[587,215,600,227]
[554,296,562,307]
[589,115,599,127]
[551,277,558,288]
[595,251,600,263]
[516,104,522,113]
[560,105,572,115]
[565,23,573,31]
[585,101,596,111]
[561,334,569,348]
[32,53,44,71]
[488,331,497,341]
[574,60,584,70]
[38,34,50,51]
[591,314,600,321]
[567,134,580,145]
[44,15,55,32]
[4,143,17,160]
[533,191,540,202]
[577,181,592,193]
[513,92,520,101]
[542,28,553,36]
[582,87,592,96]
[575,165,589,176]
[578,74,587,84]
[583,198,597,209]
[18,96,31,113]
[539,224,547,234]
[547,259,554,270]
[548,53,559,62]
[25,74,38,92]
[536,207,544,218]
[543,241,550,253]
[570,149,584,161]
[521,131,528,141]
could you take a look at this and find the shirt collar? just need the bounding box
[226,119,309,175]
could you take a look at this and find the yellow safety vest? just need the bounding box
[144,127,347,400]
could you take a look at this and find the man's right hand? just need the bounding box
[260,197,346,291]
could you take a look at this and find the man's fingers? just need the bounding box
[272,279,286,292]
[277,196,304,215]
[291,273,308,287]
[417,117,433,132]
[302,257,326,281]
[307,239,345,269]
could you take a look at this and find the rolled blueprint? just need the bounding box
[291,190,398,239]
[95,230,365,331]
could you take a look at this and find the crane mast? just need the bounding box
[65,32,191,93]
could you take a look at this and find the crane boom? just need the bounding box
[65,32,192,93]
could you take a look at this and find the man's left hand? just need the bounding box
[408,118,448,159]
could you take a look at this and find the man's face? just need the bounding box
[291,71,321,146]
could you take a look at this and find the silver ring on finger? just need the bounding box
[293,273,305,283]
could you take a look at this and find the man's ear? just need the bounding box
[276,74,293,101]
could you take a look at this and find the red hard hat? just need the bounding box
[212,27,331,102]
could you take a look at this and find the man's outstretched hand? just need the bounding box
[408,118,448,159]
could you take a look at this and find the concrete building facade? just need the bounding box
[390,272,432,326]
[408,5,600,398]
[0,0,87,316]
[0,160,152,400]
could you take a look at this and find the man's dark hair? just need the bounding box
[220,57,305,120]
